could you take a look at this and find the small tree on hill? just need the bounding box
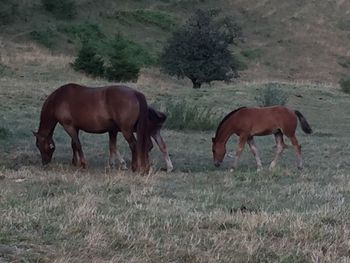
[160,9,242,89]
[72,40,104,77]
[104,35,140,82]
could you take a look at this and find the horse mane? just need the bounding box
[214,106,246,139]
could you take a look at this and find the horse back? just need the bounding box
[237,106,297,136]
[51,83,142,133]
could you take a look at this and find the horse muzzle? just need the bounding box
[214,160,222,167]
[42,159,50,166]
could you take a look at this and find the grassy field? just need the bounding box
[1,43,350,262]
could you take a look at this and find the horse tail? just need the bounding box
[135,92,150,172]
[295,110,313,134]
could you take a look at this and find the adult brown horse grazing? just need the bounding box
[212,106,312,171]
[33,83,151,173]
[109,107,173,172]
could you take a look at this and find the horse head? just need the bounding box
[212,137,226,167]
[33,131,55,165]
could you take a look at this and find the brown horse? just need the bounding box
[109,107,173,172]
[212,106,312,171]
[33,83,151,173]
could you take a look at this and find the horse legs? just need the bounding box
[247,137,262,172]
[71,139,79,166]
[63,126,86,168]
[121,130,138,172]
[231,135,248,172]
[108,131,128,170]
[152,130,173,172]
[269,132,286,170]
[288,134,303,170]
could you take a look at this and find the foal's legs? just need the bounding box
[152,131,173,172]
[63,126,86,168]
[269,132,286,170]
[231,135,248,171]
[121,130,138,172]
[247,137,262,171]
[287,134,303,169]
[108,131,128,170]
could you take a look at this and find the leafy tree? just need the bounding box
[160,9,242,89]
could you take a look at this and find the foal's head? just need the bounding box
[33,132,55,165]
[212,137,226,167]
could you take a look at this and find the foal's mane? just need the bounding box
[214,106,246,138]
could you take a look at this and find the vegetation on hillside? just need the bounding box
[160,10,242,89]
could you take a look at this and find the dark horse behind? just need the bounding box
[33,83,152,173]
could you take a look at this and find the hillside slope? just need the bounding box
[1,0,350,83]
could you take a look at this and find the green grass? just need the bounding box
[113,9,177,31]
[0,39,350,262]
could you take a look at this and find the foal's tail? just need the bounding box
[135,92,150,172]
[295,110,313,134]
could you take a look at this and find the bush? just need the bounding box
[41,0,77,20]
[156,100,219,131]
[339,77,350,94]
[71,33,154,81]
[255,83,289,107]
[104,35,146,82]
[72,41,104,77]
[29,28,56,48]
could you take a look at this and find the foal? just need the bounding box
[212,106,312,171]
[109,107,173,172]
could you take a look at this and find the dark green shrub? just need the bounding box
[104,35,153,82]
[72,41,104,77]
[339,77,350,94]
[29,28,56,48]
[255,83,289,107]
[157,100,219,131]
[41,0,77,20]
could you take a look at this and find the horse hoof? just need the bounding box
[229,168,235,173]
[120,165,128,171]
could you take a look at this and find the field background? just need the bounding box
[1,1,350,262]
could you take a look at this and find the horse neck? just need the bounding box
[215,116,237,145]
[38,96,57,138]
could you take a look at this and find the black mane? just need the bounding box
[214,107,246,139]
